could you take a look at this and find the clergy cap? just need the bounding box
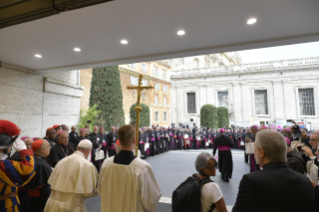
[21,136,29,141]
[99,127,104,129]
[78,139,93,149]
[53,124,60,129]
[32,137,40,141]
[80,128,86,132]
[57,131,64,136]
[46,127,53,132]
[32,139,43,152]
[219,128,225,133]
[283,128,291,132]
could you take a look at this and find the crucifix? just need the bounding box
[127,74,153,156]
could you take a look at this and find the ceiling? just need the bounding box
[0,0,319,73]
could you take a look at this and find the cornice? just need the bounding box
[170,57,319,79]
[119,67,172,85]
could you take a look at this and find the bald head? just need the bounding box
[255,130,287,164]
[57,132,69,146]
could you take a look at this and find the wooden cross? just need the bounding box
[127,74,153,156]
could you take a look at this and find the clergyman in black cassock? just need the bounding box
[26,139,52,212]
[213,129,233,182]
[47,132,75,168]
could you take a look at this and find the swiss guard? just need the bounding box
[0,120,36,212]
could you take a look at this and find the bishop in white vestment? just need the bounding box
[44,139,99,212]
[98,125,162,212]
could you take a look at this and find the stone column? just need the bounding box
[272,80,285,119]
[232,83,243,125]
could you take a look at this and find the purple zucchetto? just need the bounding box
[21,136,29,141]
[219,128,225,133]
[80,128,86,132]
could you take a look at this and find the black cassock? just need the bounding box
[47,141,75,168]
[25,155,52,212]
[148,131,156,156]
[213,134,233,179]
[69,132,79,148]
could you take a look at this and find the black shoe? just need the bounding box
[222,178,229,182]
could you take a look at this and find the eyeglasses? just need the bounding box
[204,165,217,170]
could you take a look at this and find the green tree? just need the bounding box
[200,104,218,128]
[217,106,229,128]
[89,66,125,131]
[129,103,150,127]
[77,105,101,130]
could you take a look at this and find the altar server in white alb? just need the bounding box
[44,139,99,212]
[98,124,162,212]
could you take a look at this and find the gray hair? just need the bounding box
[255,130,287,163]
[195,152,217,174]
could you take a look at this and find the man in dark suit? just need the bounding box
[69,126,79,148]
[232,130,317,212]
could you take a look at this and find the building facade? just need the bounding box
[119,62,171,126]
[170,56,319,130]
[80,61,172,126]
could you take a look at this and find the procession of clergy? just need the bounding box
[1,119,319,212]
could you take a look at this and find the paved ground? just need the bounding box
[87,149,249,212]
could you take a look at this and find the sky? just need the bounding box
[238,41,319,64]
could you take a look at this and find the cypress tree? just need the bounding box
[217,106,229,128]
[129,103,150,127]
[89,66,125,131]
[200,104,218,128]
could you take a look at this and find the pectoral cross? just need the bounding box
[127,74,153,156]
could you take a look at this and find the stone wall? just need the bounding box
[0,62,83,138]
[80,69,93,112]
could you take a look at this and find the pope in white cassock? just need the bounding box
[44,139,99,212]
[98,125,162,212]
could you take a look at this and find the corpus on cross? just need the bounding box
[127,74,153,156]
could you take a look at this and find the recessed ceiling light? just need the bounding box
[121,40,128,44]
[177,30,185,36]
[74,47,81,52]
[247,18,257,25]
[35,54,42,58]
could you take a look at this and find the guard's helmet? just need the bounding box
[0,120,20,149]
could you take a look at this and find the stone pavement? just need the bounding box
[87,149,249,212]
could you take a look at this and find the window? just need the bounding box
[155,111,159,122]
[193,59,199,69]
[142,92,145,99]
[155,96,158,105]
[187,93,196,114]
[163,71,166,79]
[130,76,138,85]
[299,88,315,116]
[129,64,136,68]
[164,97,167,106]
[163,85,168,92]
[155,83,160,91]
[132,91,135,96]
[141,63,147,72]
[254,90,268,115]
[142,79,147,86]
[153,68,159,77]
[218,91,228,107]
[163,111,167,122]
